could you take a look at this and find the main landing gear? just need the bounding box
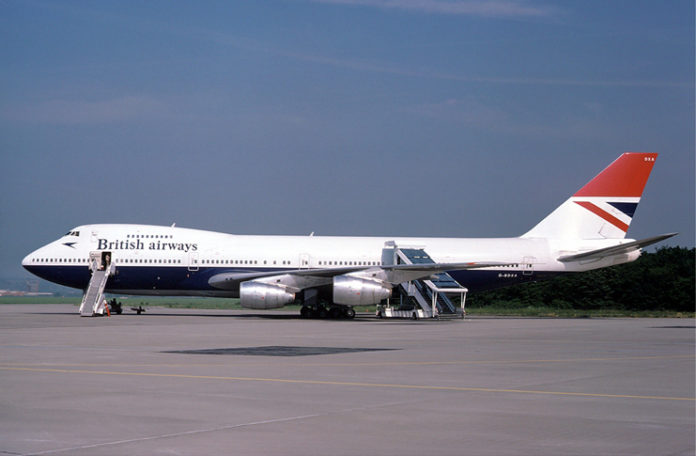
[300,304,355,320]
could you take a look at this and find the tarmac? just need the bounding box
[0,304,694,456]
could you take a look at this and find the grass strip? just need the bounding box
[0,297,692,318]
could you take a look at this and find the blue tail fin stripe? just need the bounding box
[608,202,638,218]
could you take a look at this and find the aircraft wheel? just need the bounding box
[412,312,418,320]
[344,307,356,319]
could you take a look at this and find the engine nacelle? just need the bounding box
[240,282,295,309]
[333,275,391,306]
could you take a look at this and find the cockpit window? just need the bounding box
[64,231,80,237]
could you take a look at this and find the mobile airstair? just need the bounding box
[377,245,468,319]
[79,252,115,316]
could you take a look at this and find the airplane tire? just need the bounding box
[412,312,418,320]
[344,307,355,319]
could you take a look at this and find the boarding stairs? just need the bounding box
[79,261,115,316]
[378,245,468,319]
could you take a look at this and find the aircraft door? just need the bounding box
[101,251,112,270]
[89,251,101,272]
[522,256,535,276]
[299,253,310,269]
[188,251,199,272]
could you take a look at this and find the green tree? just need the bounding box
[470,247,694,312]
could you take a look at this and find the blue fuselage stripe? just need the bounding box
[24,265,560,296]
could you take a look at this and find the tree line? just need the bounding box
[469,247,694,312]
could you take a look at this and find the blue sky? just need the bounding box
[1,0,694,279]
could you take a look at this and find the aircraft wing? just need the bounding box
[208,261,504,291]
[557,232,677,263]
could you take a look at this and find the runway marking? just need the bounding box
[23,412,325,455]
[22,398,422,455]
[291,354,696,368]
[0,354,692,369]
[1,365,693,402]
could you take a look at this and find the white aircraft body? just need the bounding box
[22,153,675,318]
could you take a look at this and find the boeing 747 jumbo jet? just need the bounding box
[23,153,676,318]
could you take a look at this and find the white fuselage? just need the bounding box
[22,224,639,297]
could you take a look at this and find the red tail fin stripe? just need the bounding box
[574,153,658,197]
[574,201,629,232]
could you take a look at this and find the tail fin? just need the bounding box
[522,153,658,240]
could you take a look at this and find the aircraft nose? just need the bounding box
[22,252,33,269]
[22,248,40,270]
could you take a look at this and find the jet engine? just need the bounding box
[333,275,391,306]
[240,281,295,309]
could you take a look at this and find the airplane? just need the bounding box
[22,152,676,318]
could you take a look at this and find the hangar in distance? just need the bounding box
[22,153,676,319]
